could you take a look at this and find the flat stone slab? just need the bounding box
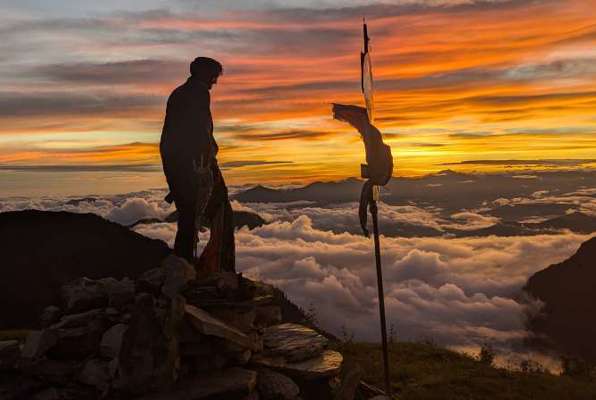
[182,367,257,399]
[185,304,258,351]
[252,350,343,380]
[263,323,328,362]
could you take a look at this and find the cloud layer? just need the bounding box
[3,188,591,348]
[137,213,590,346]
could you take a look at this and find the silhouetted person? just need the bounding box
[160,57,235,271]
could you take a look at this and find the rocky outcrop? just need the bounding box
[0,210,170,329]
[157,209,266,230]
[0,254,380,400]
[524,236,596,360]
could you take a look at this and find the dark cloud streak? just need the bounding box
[0,164,160,172]
[441,159,596,167]
[220,160,293,168]
[0,91,162,117]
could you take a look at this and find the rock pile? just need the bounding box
[0,255,353,400]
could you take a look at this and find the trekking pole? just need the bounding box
[370,188,391,397]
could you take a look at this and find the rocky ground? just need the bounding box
[0,255,387,400]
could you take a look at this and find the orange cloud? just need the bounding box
[1,0,595,184]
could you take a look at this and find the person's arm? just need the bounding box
[188,90,214,169]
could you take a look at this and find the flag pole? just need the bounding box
[362,19,392,397]
[370,196,391,396]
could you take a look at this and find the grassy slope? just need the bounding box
[335,342,596,400]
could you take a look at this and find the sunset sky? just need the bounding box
[1,0,595,195]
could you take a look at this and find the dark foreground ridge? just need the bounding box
[525,236,596,361]
[0,210,171,329]
[0,210,380,400]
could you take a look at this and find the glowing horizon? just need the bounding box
[1,0,595,191]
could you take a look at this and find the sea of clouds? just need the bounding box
[1,188,592,355]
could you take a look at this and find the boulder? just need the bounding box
[79,358,111,392]
[209,305,256,333]
[334,363,363,400]
[22,330,58,359]
[0,340,20,370]
[40,306,62,328]
[262,323,328,362]
[105,307,123,323]
[213,271,240,291]
[61,277,136,313]
[19,359,80,384]
[48,317,108,360]
[255,304,282,328]
[101,277,135,308]
[221,340,253,365]
[257,368,300,400]
[61,278,108,313]
[252,350,343,380]
[50,308,103,329]
[162,255,197,299]
[137,267,166,295]
[142,367,257,400]
[185,304,258,351]
[31,387,60,400]
[30,385,97,400]
[0,373,46,400]
[117,293,179,394]
[183,286,221,307]
[100,323,128,359]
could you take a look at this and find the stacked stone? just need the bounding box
[0,255,348,400]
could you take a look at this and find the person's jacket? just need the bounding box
[160,76,218,170]
[160,77,218,203]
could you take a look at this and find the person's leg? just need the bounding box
[197,204,222,273]
[173,199,196,263]
[220,197,236,272]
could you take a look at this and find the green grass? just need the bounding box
[333,341,596,400]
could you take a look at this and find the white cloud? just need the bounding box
[0,190,175,225]
[443,211,500,231]
[494,190,596,216]
[106,197,170,226]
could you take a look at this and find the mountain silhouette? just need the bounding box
[525,236,596,360]
[233,170,596,214]
[0,210,170,329]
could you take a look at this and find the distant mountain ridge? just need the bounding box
[233,171,596,237]
[233,170,595,211]
[525,236,596,360]
[235,178,362,205]
[130,210,266,230]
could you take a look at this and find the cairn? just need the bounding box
[0,255,351,400]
